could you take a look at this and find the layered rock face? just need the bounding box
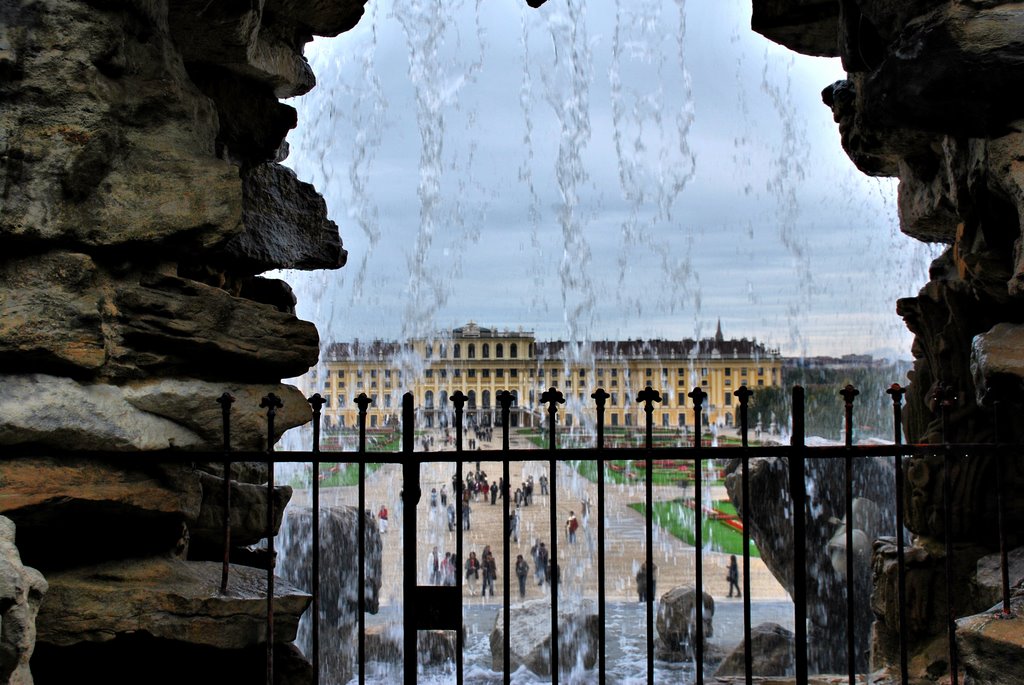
[2,0,364,681]
[751,0,1024,679]
[0,0,358,449]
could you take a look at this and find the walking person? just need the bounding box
[465,551,480,594]
[727,554,741,597]
[377,504,389,534]
[429,546,440,585]
[534,541,549,585]
[481,546,497,597]
[490,480,498,505]
[566,510,579,544]
[515,554,529,598]
[636,561,657,602]
[440,483,448,506]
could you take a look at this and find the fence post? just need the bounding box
[216,392,234,596]
[735,385,754,685]
[354,392,373,685]
[450,390,467,685]
[689,386,708,684]
[540,387,564,682]
[885,383,910,683]
[497,390,514,685]
[790,385,808,683]
[637,386,662,683]
[307,392,327,684]
[402,392,417,685]
[984,384,1015,618]
[840,384,860,683]
[933,383,959,685]
[591,388,610,683]
[260,392,283,685]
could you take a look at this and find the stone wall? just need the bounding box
[1,0,366,681]
[750,1,1024,679]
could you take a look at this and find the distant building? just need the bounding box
[313,321,782,431]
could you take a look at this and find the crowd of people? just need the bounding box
[376,459,745,604]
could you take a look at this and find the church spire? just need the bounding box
[715,319,724,344]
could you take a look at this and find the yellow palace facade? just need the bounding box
[313,322,781,432]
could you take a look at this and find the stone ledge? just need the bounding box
[36,557,310,650]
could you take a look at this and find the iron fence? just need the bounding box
[12,382,1019,685]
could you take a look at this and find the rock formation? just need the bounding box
[750,0,1024,679]
[0,517,47,685]
[278,506,383,685]
[654,585,714,661]
[1,0,366,680]
[715,622,795,678]
[726,456,893,672]
[490,598,599,676]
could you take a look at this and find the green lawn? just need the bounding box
[287,462,383,489]
[628,500,759,557]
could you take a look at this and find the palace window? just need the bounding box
[510,343,518,358]
[468,390,477,409]
[724,367,731,377]
[483,369,490,378]
[646,368,652,377]
[482,390,491,408]
[426,344,433,358]
[425,390,434,409]
[725,392,732,406]
[468,369,476,378]
[597,368,604,377]
[483,343,490,358]
[454,369,461,377]
[469,344,476,358]
[425,370,433,379]
[496,369,504,378]
[510,369,517,378]
[496,343,504,358]
[454,343,461,358]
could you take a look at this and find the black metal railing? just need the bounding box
[9,382,1019,685]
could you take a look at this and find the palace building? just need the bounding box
[314,321,782,432]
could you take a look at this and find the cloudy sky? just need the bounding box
[281,0,940,359]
